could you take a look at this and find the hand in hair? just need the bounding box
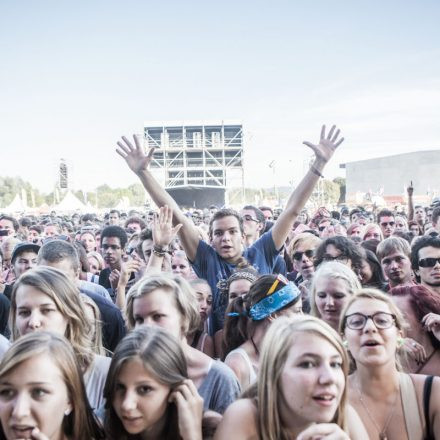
[401,337,427,364]
[153,205,183,248]
[116,134,156,176]
[303,125,344,166]
[169,379,203,440]
[422,313,440,341]
[296,423,350,440]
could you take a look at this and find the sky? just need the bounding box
[1,0,439,194]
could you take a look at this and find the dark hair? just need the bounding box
[81,213,96,223]
[208,208,244,239]
[222,275,299,357]
[390,285,440,349]
[38,239,80,273]
[136,228,153,259]
[377,209,394,223]
[411,235,440,271]
[360,239,380,255]
[29,224,43,234]
[19,217,32,228]
[349,208,362,222]
[109,209,120,216]
[222,297,248,359]
[0,215,19,232]
[103,327,186,440]
[100,226,128,249]
[408,220,423,236]
[314,236,365,273]
[243,205,265,224]
[124,216,146,230]
[258,205,273,215]
[361,249,387,290]
[432,207,440,226]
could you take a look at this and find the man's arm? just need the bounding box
[271,125,344,250]
[407,181,414,221]
[116,135,200,261]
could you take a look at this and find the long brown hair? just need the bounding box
[0,332,104,440]
[103,326,187,440]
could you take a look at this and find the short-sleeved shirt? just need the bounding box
[191,230,280,332]
[198,360,240,414]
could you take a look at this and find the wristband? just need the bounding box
[152,245,167,257]
[310,165,324,178]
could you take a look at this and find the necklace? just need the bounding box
[356,377,399,440]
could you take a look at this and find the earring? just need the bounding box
[397,336,404,348]
[342,340,348,348]
[64,409,72,416]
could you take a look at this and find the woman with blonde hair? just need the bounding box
[87,251,105,276]
[310,261,361,331]
[362,223,384,242]
[340,288,440,439]
[10,266,110,411]
[0,331,104,440]
[215,315,368,440]
[125,272,239,414]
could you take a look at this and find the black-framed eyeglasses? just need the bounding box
[293,249,314,261]
[344,312,396,330]
[242,214,259,223]
[419,257,440,268]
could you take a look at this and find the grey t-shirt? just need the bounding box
[198,360,240,414]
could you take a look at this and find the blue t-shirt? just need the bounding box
[192,230,282,332]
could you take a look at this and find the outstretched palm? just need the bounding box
[116,134,156,175]
[303,125,344,164]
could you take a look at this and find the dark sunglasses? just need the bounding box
[380,221,395,227]
[419,257,440,268]
[293,249,314,261]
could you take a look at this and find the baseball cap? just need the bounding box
[11,242,41,264]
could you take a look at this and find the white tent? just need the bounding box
[3,194,27,213]
[52,191,87,213]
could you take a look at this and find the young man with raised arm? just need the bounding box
[116,125,344,331]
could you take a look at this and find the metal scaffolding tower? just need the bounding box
[144,120,243,207]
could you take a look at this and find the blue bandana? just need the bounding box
[249,282,301,321]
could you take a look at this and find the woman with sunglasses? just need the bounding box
[223,274,302,390]
[341,289,440,440]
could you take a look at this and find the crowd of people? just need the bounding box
[0,124,439,438]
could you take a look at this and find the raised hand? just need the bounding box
[153,205,183,248]
[407,181,414,197]
[116,134,156,175]
[169,379,203,440]
[303,125,344,165]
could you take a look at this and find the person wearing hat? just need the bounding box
[2,242,40,301]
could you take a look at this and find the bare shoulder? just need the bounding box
[346,404,369,440]
[213,398,258,440]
